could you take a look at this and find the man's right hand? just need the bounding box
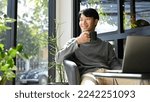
[76,32,90,44]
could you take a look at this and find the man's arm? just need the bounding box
[107,43,122,70]
[55,32,90,64]
[55,38,79,64]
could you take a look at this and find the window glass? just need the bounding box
[0,0,8,44]
[135,0,150,27]
[16,0,48,85]
[0,0,7,14]
[80,0,118,34]
[124,0,150,29]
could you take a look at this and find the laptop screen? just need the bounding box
[122,35,150,73]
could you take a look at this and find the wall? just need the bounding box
[56,0,73,49]
[55,0,73,82]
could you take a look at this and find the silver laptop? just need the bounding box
[122,35,150,73]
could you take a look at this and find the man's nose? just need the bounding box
[82,20,87,24]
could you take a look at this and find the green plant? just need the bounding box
[0,14,15,33]
[0,14,28,85]
[0,43,24,85]
[48,34,66,83]
[38,21,66,84]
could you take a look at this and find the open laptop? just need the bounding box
[93,35,150,78]
[122,35,150,73]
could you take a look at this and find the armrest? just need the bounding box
[63,59,80,85]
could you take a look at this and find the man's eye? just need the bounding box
[86,18,91,20]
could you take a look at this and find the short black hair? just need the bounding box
[78,8,99,20]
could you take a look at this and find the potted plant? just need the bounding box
[48,34,68,85]
[0,14,27,85]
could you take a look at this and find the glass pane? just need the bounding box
[124,0,150,29]
[80,0,118,34]
[0,0,8,84]
[135,0,150,27]
[16,0,48,85]
[0,0,8,44]
[0,0,7,14]
[124,1,130,29]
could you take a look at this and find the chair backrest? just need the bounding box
[63,54,80,85]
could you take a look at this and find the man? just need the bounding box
[55,8,121,85]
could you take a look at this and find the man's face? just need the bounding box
[79,14,98,32]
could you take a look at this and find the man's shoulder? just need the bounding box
[97,38,110,45]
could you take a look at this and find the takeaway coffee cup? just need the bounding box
[90,31,97,42]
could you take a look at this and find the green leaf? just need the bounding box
[5,71,16,80]
[6,58,14,68]
[0,44,4,51]
[1,64,9,71]
[0,51,5,59]
[16,44,23,52]
[8,48,17,58]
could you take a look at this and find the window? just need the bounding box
[0,0,8,45]
[16,0,49,85]
[124,0,150,29]
[0,0,7,14]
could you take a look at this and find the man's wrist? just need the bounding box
[76,37,80,44]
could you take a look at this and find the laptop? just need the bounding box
[93,35,150,78]
[122,35,150,73]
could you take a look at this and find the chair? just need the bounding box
[63,56,80,85]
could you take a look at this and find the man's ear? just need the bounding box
[94,19,99,26]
